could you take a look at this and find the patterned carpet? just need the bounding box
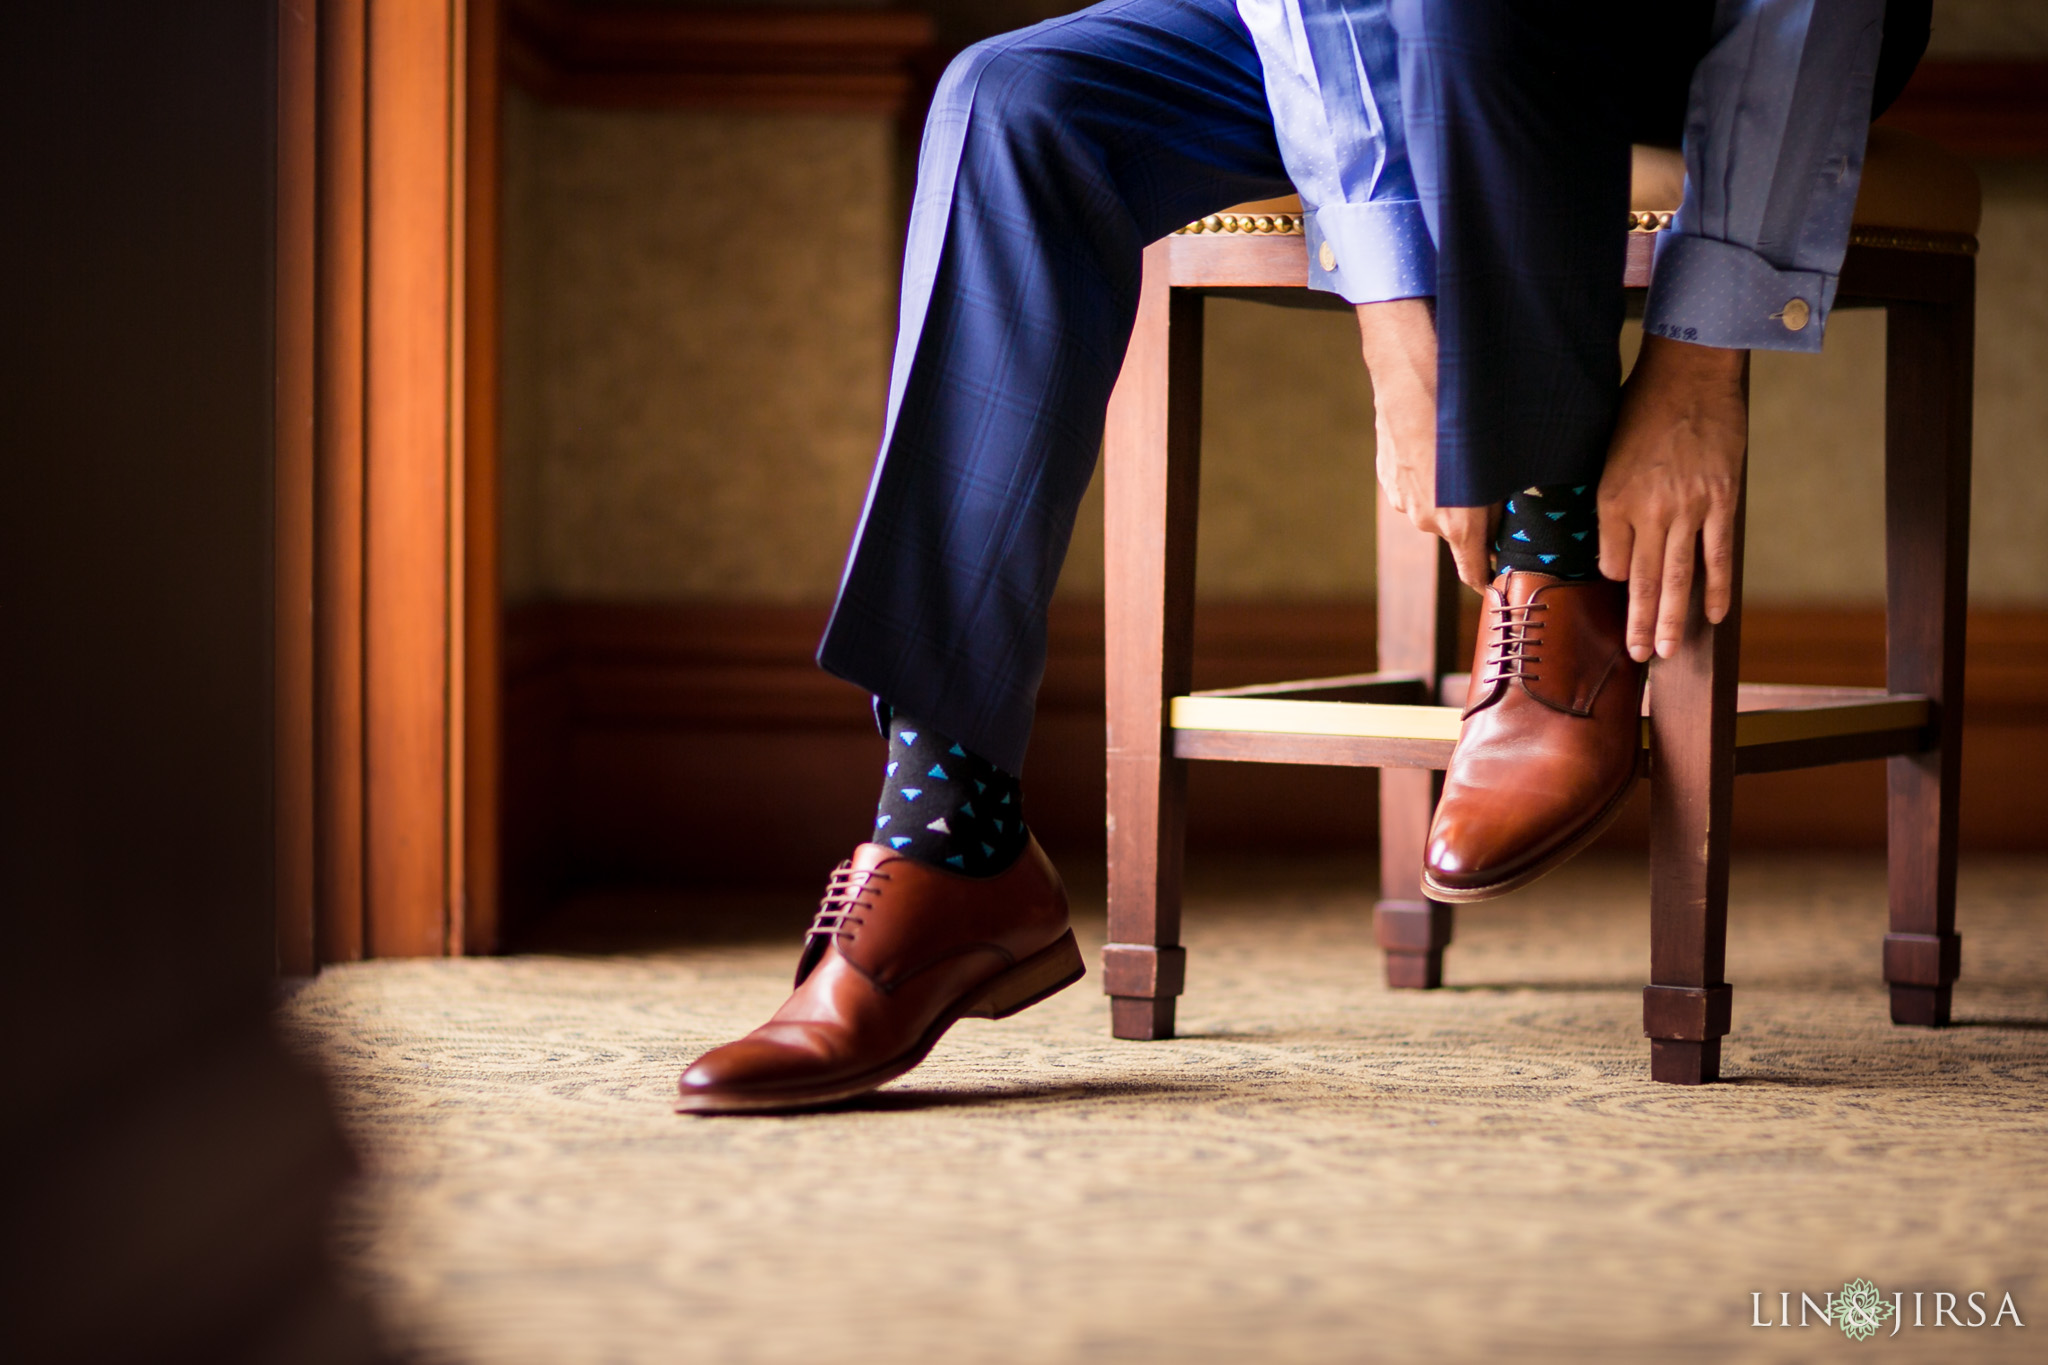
[284,855,2048,1364]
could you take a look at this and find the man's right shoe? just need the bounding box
[1423,571,1645,903]
[676,836,1083,1114]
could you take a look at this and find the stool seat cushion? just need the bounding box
[1225,128,1980,238]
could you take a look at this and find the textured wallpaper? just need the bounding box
[501,94,895,601]
[502,109,2048,607]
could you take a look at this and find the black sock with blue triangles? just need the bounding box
[1492,481,1601,579]
[870,712,1027,876]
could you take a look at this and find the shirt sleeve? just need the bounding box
[1644,0,1886,353]
[1235,0,1436,305]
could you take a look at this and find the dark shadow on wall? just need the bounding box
[0,5,390,1361]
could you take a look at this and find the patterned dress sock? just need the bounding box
[1493,481,1601,579]
[871,713,1028,876]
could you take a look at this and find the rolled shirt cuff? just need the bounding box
[1644,232,1839,354]
[1305,199,1437,305]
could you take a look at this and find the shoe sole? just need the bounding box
[1420,766,1641,905]
[674,930,1087,1116]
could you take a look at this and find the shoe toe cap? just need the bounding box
[1427,807,1543,886]
[678,1028,835,1099]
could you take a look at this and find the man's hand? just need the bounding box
[1597,334,1747,663]
[1356,298,1494,591]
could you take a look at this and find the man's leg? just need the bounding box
[1403,1,1933,902]
[1381,2,1647,901]
[680,0,1293,1114]
[817,0,1292,777]
[1361,2,1714,588]
[1394,0,1633,509]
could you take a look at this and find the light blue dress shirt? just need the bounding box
[1234,0,1886,353]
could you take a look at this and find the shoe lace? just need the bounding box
[804,860,892,953]
[1484,600,1547,686]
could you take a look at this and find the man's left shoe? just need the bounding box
[1422,571,1645,903]
[676,837,1082,1114]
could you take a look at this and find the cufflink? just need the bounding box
[1318,241,1337,272]
[1774,298,1811,332]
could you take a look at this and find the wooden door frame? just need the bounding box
[275,0,501,968]
[463,0,503,959]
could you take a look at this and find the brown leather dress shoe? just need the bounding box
[1422,571,1644,903]
[676,836,1083,1114]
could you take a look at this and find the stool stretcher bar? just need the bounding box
[1168,683,1932,775]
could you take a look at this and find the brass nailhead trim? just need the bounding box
[1175,212,1305,236]
[1846,226,1979,256]
[1175,209,1980,257]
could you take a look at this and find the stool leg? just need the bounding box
[1644,473,1748,1085]
[1372,489,1461,987]
[1377,770,1452,988]
[1883,280,1973,1026]
[1102,242,1199,1040]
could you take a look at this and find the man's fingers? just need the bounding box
[1447,520,1492,592]
[1701,502,1736,624]
[1625,522,1665,664]
[1597,497,1632,584]
[1420,507,1493,592]
[1654,521,1700,659]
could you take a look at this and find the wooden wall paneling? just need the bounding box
[315,0,370,965]
[276,0,320,976]
[363,0,465,958]
[495,600,2048,915]
[498,19,2041,152]
[501,0,936,114]
[1877,61,2048,160]
[501,605,581,926]
[465,0,504,954]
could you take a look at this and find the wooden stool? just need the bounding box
[1100,129,1982,1083]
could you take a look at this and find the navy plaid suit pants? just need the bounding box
[818,0,1675,773]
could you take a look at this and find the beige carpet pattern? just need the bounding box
[285,856,2048,1364]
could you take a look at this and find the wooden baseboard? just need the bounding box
[503,598,2048,917]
